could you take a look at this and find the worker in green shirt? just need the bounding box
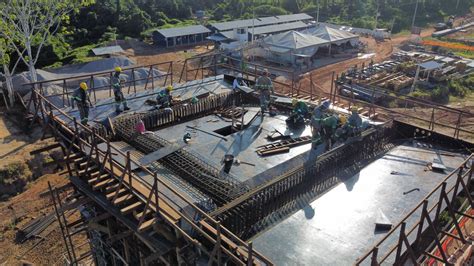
[111,67,130,113]
[72,82,93,125]
[255,69,274,113]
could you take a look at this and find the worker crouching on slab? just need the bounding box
[336,106,363,140]
[311,100,330,148]
[111,67,130,113]
[233,73,248,90]
[72,82,93,125]
[286,98,309,129]
[255,69,274,114]
[155,85,174,109]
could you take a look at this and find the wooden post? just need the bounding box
[330,71,335,102]
[216,221,222,266]
[310,73,314,100]
[247,241,253,266]
[370,247,378,266]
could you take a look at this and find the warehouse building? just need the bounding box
[152,25,211,48]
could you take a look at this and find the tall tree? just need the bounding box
[0,0,91,85]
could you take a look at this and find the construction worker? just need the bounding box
[255,69,274,113]
[156,85,173,108]
[72,82,93,125]
[292,98,309,116]
[233,73,248,91]
[111,67,130,113]
[320,114,339,151]
[345,106,363,136]
[310,100,330,147]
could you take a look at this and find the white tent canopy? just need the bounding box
[261,31,330,65]
[263,30,329,50]
[303,25,359,45]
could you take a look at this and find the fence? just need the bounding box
[30,89,273,266]
[356,154,474,265]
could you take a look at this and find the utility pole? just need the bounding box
[412,0,419,29]
[456,0,460,10]
[374,0,379,30]
[316,0,320,23]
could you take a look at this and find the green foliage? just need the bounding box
[430,86,450,103]
[448,79,468,98]
[0,162,28,185]
[253,5,288,17]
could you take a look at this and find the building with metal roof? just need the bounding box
[210,13,313,32]
[248,21,311,39]
[152,25,211,48]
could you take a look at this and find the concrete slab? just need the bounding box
[154,111,313,184]
[251,142,468,265]
[54,75,232,128]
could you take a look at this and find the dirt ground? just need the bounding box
[121,39,215,77]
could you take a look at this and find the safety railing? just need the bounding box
[355,154,474,265]
[30,89,273,266]
[22,61,174,107]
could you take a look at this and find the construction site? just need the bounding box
[0,6,474,265]
[0,43,466,266]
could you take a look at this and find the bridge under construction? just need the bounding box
[23,54,474,265]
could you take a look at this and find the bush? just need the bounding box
[430,86,449,103]
[448,79,467,98]
[0,162,28,184]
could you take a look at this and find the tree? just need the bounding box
[0,39,22,106]
[0,0,91,85]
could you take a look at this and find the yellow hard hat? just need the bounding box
[80,82,88,90]
[166,85,173,91]
[115,66,122,72]
[292,98,298,106]
[339,115,348,124]
[351,106,359,112]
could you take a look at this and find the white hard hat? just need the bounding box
[237,73,243,78]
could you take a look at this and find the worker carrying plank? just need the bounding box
[255,69,274,114]
[111,67,130,113]
[310,100,330,147]
[155,85,173,108]
[72,82,93,125]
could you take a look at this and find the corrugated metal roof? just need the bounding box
[155,25,211,38]
[92,45,124,55]
[250,21,310,35]
[211,13,313,31]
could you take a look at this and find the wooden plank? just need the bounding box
[138,218,156,232]
[93,178,115,190]
[106,188,127,200]
[138,143,186,166]
[30,143,61,155]
[121,202,143,215]
[199,221,249,259]
[113,194,133,205]
[88,174,110,184]
[102,160,181,222]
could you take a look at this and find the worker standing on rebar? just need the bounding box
[72,82,93,125]
[310,100,330,148]
[255,69,274,114]
[111,67,130,113]
[156,85,173,108]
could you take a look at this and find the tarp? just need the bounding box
[263,30,329,50]
[303,25,359,44]
[419,60,443,71]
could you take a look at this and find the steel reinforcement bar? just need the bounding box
[112,92,249,205]
[211,125,395,239]
[356,154,474,265]
[30,89,273,266]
